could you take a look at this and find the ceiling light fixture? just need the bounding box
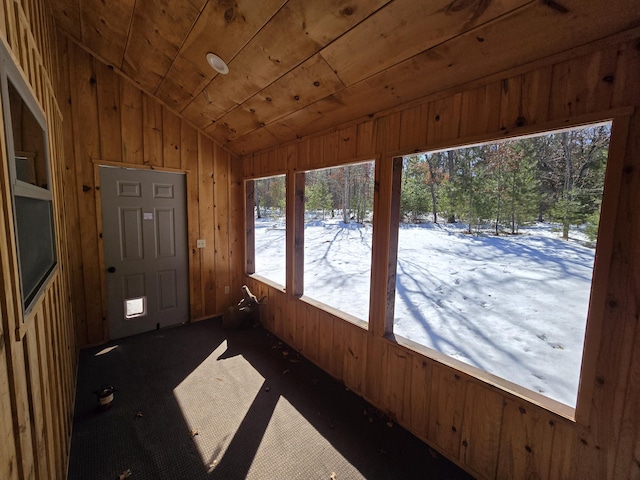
[206,52,229,75]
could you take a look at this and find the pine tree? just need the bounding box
[400,155,431,222]
[306,175,333,220]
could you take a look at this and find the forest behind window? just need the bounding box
[393,122,611,407]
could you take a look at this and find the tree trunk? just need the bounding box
[561,132,574,240]
[495,164,502,236]
[511,172,517,234]
[428,154,439,223]
[468,178,473,234]
[430,183,438,223]
[342,167,350,223]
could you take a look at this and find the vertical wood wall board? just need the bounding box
[499,65,553,131]
[57,35,88,347]
[293,300,306,355]
[303,304,319,363]
[213,146,231,313]
[295,138,310,172]
[68,42,103,345]
[356,120,377,159]
[321,130,338,168]
[385,344,412,425]
[305,135,324,171]
[330,316,346,382]
[427,364,465,459]
[549,47,620,121]
[0,291,19,480]
[377,111,401,155]
[142,95,163,166]
[183,123,202,319]
[547,419,577,480]
[273,287,284,338]
[95,60,122,162]
[34,305,55,480]
[611,39,640,108]
[9,336,36,479]
[337,125,357,161]
[254,151,266,177]
[91,162,108,339]
[283,294,296,346]
[612,323,640,479]
[228,158,244,300]
[427,94,462,146]
[316,311,335,377]
[459,83,501,139]
[364,335,387,406]
[48,285,67,455]
[23,330,44,479]
[496,399,555,479]
[198,133,216,316]
[409,355,432,439]
[399,104,427,150]
[162,107,181,169]
[342,324,367,395]
[120,80,144,164]
[265,284,277,332]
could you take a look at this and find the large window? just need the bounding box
[247,174,286,287]
[1,52,56,312]
[303,162,374,321]
[392,123,611,408]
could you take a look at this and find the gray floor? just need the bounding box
[67,318,475,480]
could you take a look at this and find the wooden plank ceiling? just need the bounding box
[51,0,640,156]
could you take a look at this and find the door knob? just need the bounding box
[107,266,116,273]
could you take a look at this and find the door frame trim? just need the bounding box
[93,160,192,340]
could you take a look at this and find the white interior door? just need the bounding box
[100,166,189,339]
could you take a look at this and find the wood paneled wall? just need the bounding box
[55,35,244,347]
[0,0,76,479]
[242,35,640,480]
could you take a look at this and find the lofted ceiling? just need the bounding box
[51,0,640,157]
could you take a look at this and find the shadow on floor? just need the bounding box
[67,317,475,480]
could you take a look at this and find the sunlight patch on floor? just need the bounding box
[246,396,365,479]
[173,340,265,471]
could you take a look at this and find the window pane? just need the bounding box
[8,81,48,189]
[393,123,611,407]
[303,162,374,321]
[15,196,56,307]
[253,174,286,286]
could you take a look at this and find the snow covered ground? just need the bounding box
[254,218,595,407]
